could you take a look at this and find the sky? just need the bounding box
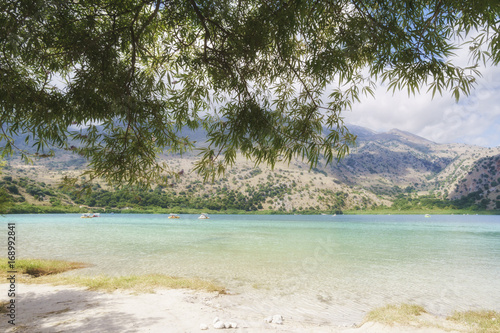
[55,33,500,149]
[344,62,500,148]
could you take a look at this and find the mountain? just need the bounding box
[449,154,500,209]
[1,124,499,211]
[327,127,499,206]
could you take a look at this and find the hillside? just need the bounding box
[449,154,500,209]
[1,125,499,212]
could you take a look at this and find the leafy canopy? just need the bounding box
[1,0,499,186]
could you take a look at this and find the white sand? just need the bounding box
[0,283,467,332]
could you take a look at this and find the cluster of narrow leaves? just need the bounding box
[0,0,499,186]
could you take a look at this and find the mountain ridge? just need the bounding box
[1,124,499,211]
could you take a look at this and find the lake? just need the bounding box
[3,213,500,325]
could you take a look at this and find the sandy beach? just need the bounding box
[1,283,469,333]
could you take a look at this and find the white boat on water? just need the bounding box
[81,213,100,218]
[198,213,210,219]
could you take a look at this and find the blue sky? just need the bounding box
[344,58,500,148]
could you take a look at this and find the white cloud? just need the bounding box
[344,64,500,148]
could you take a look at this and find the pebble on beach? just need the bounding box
[212,317,237,329]
[200,323,209,330]
[265,314,284,325]
[213,321,225,329]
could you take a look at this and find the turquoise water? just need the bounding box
[2,214,500,324]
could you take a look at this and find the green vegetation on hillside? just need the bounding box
[391,191,497,211]
[1,172,498,214]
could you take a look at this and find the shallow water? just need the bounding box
[3,214,500,324]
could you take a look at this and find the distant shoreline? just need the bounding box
[2,205,500,215]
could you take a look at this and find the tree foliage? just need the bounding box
[1,0,499,186]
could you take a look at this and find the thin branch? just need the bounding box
[188,0,211,59]
[137,0,162,37]
[352,0,403,38]
[128,6,142,87]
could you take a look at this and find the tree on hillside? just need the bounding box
[0,159,12,212]
[1,0,499,186]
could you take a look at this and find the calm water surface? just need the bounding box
[3,214,500,324]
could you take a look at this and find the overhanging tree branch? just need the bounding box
[1,0,499,186]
